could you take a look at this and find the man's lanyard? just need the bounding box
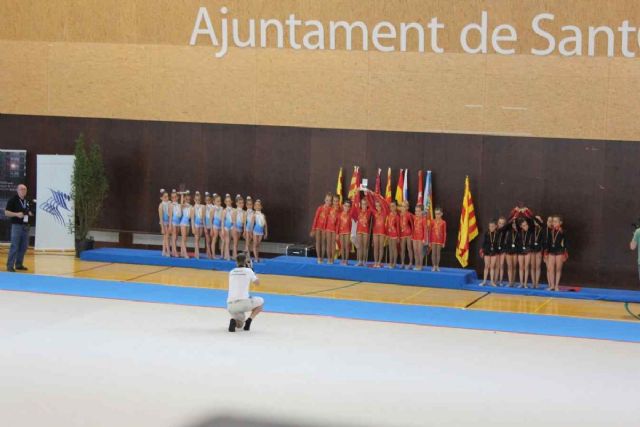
[19,198,27,210]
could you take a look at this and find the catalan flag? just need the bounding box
[336,167,343,204]
[395,169,404,204]
[384,167,392,203]
[347,166,358,200]
[455,176,479,267]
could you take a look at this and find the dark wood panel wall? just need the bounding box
[2,114,639,289]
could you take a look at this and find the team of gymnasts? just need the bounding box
[157,187,568,289]
[310,192,568,289]
[479,207,568,291]
[310,190,447,271]
[157,189,268,262]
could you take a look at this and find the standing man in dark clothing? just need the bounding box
[4,184,32,272]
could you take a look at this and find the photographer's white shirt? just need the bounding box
[227,267,258,303]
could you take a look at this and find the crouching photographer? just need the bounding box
[226,253,264,332]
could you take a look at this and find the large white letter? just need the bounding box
[215,7,229,58]
[491,24,517,55]
[460,11,488,54]
[303,20,325,50]
[232,19,256,48]
[427,17,445,53]
[531,13,555,56]
[287,14,302,50]
[400,22,424,53]
[329,21,368,50]
[372,21,396,52]
[618,21,636,58]
[190,7,218,46]
[260,19,285,48]
[588,26,614,57]
[558,25,582,56]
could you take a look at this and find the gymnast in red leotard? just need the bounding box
[429,207,447,272]
[385,202,400,268]
[398,200,414,269]
[310,193,332,264]
[323,195,341,264]
[337,200,352,265]
[354,197,372,266]
[411,204,429,271]
[371,198,388,269]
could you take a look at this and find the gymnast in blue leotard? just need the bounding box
[244,196,255,254]
[211,193,223,259]
[180,191,192,259]
[204,192,214,259]
[231,195,245,259]
[192,191,205,259]
[158,189,171,257]
[222,194,234,260]
[251,199,268,263]
[169,189,182,257]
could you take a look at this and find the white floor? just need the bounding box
[1,291,639,427]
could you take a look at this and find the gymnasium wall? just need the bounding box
[2,114,640,289]
[1,0,640,140]
[2,1,640,288]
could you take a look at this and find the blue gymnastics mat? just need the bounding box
[1,272,639,343]
[80,248,476,287]
[80,248,640,303]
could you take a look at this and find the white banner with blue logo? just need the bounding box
[35,155,75,250]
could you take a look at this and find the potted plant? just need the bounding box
[69,133,109,256]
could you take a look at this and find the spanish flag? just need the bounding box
[384,167,392,203]
[395,169,404,204]
[336,167,343,204]
[347,166,358,200]
[456,176,479,267]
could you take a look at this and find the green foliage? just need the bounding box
[69,134,109,242]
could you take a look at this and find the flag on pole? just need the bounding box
[424,170,434,220]
[455,176,479,267]
[384,167,392,203]
[402,169,409,204]
[374,168,382,195]
[347,166,358,200]
[416,170,424,206]
[336,167,343,204]
[395,169,404,204]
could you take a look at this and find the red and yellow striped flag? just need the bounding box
[456,176,479,267]
[347,166,358,200]
[394,169,404,204]
[336,167,343,204]
[384,167,392,203]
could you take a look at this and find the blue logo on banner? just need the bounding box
[41,189,72,226]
